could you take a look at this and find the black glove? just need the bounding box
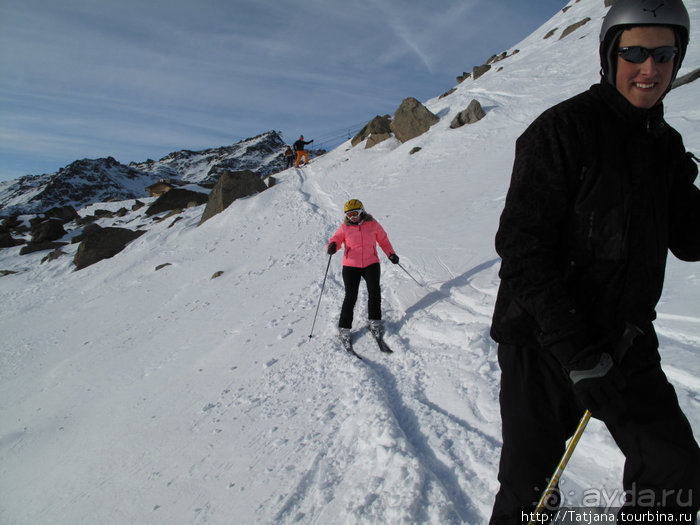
[327,242,337,255]
[552,323,644,421]
[569,352,627,421]
[389,254,399,264]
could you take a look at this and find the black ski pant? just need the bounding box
[489,342,700,525]
[339,263,381,329]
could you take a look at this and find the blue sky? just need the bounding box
[0,0,567,181]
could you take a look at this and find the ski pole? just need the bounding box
[309,253,333,339]
[397,262,424,287]
[528,324,642,524]
[529,410,591,524]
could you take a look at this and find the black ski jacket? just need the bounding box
[490,82,700,354]
[294,139,312,152]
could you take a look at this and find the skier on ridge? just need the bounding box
[294,135,314,167]
[327,199,399,353]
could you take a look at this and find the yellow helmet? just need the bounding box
[344,199,364,213]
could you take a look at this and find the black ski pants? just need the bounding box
[490,342,700,524]
[339,263,381,329]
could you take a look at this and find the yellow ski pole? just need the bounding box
[529,410,592,525]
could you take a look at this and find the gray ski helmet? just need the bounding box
[599,0,690,87]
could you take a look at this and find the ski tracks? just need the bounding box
[248,166,505,522]
[290,166,504,522]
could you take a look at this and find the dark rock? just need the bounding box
[450,100,486,129]
[74,227,145,270]
[94,209,115,219]
[30,218,67,243]
[41,249,66,264]
[44,205,79,223]
[473,64,491,80]
[146,188,208,217]
[199,171,267,225]
[390,98,439,144]
[20,241,68,255]
[439,88,457,99]
[560,18,591,40]
[72,223,104,244]
[0,231,22,248]
[352,115,392,148]
[457,72,471,83]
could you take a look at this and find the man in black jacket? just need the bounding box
[489,1,700,523]
[294,135,314,167]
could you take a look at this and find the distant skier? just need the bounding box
[294,135,313,167]
[326,199,399,350]
[284,145,294,169]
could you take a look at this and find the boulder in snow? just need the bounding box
[450,100,486,129]
[73,226,145,270]
[390,98,439,144]
[351,115,392,148]
[199,170,267,225]
[145,188,209,217]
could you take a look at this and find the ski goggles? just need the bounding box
[617,45,678,64]
[345,209,362,219]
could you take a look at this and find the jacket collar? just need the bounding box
[592,81,666,135]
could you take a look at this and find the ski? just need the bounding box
[369,327,393,354]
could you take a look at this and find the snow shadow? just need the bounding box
[401,257,500,323]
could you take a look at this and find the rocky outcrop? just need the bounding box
[450,100,486,129]
[351,115,393,149]
[73,226,145,270]
[29,218,67,244]
[560,18,591,40]
[390,98,440,144]
[145,188,209,217]
[199,170,268,225]
[0,224,23,248]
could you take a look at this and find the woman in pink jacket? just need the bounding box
[327,199,399,344]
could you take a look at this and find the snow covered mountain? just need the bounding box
[129,131,289,186]
[1,1,699,524]
[0,156,159,218]
[0,131,287,217]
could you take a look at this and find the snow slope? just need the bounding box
[1,1,699,523]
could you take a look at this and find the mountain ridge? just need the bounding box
[0,130,288,217]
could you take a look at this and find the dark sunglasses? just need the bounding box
[618,45,678,64]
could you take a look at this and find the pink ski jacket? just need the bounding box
[328,216,395,268]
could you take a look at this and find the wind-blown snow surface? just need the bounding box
[1,1,699,523]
